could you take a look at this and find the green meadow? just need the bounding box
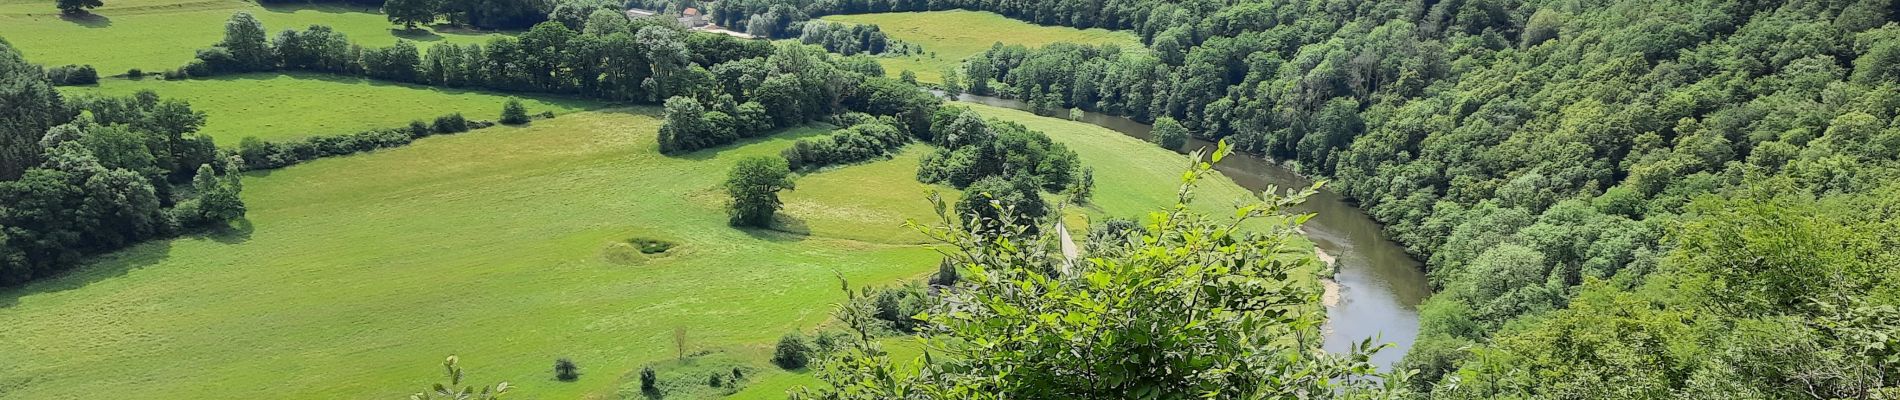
[0,97,1265,398]
[0,0,502,74]
[822,11,1141,84]
[62,73,604,143]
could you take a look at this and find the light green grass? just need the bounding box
[822,11,1140,84]
[61,72,606,144]
[0,111,944,399]
[0,100,1287,399]
[0,0,503,74]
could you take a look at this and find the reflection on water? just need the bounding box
[952,93,1431,368]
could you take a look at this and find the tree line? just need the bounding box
[1,39,247,287]
[918,0,1900,396]
[175,11,779,104]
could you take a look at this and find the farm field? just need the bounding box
[821,11,1140,84]
[62,72,605,143]
[0,0,502,74]
[0,99,1271,399]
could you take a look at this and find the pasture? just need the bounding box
[62,72,603,143]
[0,0,501,74]
[0,98,1268,399]
[822,11,1140,84]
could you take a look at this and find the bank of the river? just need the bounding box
[948,93,1431,368]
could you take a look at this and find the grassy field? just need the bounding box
[0,0,503,74]
[822,11,1141,84]
[62,72,605,144]
[0,99,1273,399]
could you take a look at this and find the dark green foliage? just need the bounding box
[724,156,794,228]
[780,120,909,171]
[382,0,438,29]
[953,176,1046,234]
[198,12,274,73]
[798,21,905,56]
[45,64,97,86]
[553,358,579,381]
[639,366,658,392]
[1066,166,1093,204]
[706,372,722,387]
[498,98,529,125]
[361,40,421,82]
[867,283,928,333]
[918,108,1078,191]
[55,0,101,15]
[1,39,76,181]
[929,258,958,286]
[235,114,487,170]
[1147,116,1186,151]
[0,72,241,287]
[771,331,810,370]
[431,113,470,134]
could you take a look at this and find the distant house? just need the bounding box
[678,7,706,27]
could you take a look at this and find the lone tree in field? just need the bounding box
[724,156,794,228]
[56,0,103,15]
[499,98,530,125]
[382,0,436,30]
[1149,117,1188,151]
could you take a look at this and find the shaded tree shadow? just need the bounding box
[390,28,444,42]
[0,240,173,309]
[738,215,811,243]
[59,13,112,28]
[207,217,255,244]
[258,2,377,15]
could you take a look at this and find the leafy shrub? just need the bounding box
[706,372,723,387]
[236,114,486,170]
[554,358,579,381]
[771,332,811,369]
[639,366,658,392]
[779,120,910,171]
[46,64,98,85]
[499,98,530,125]
[432,113,470,134]
[126,68,144,78]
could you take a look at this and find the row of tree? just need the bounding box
[939,0,1900,396]
[797,21,911,56]
[658,44,937,153]
[1,40,247,286]
[779,115,909,171]
[179,11,779,104]
[235,113,494,170]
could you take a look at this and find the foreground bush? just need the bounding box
[795,142,1403,399]
[772,332,811,370]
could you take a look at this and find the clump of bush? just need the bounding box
[45,64,98,85]
[771,332,811,370]
[500,98,530,125]
[236,113,491,170]
[639,366,658,392]
[126,68,144,79]
[780,119,910,171]
[554,358,579,381]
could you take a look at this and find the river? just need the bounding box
[950,94,1432,368]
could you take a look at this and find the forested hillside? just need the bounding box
[688,0,1900,397]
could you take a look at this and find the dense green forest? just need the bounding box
[1039,1,1896,398]
[681,0,1900,397]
